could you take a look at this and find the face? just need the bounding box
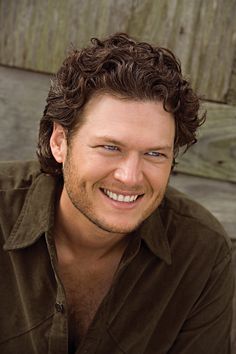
[51,94,175,235]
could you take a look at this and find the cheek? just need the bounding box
[68,160,109,188]
[85,156,116,179]
[148,163,172,184]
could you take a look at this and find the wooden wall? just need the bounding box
[0,0,236,347]
[1,0,236,103]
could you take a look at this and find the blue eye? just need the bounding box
[146,151,162,157]
[103,145,119,151]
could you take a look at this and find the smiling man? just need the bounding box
[0,33,234,354]
[53,95,175,235]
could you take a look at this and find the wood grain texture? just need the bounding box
[231,240,236,351]
[175,101,236,182]
[0,66,50,160]
[128,0,236,103]
[170,172,236,239]
[227,47,236,105]
[1,0,236,102]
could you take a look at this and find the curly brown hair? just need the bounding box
[37,32,205,176]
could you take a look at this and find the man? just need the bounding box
[0,33,234,354]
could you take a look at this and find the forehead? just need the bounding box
[75,94,175,147]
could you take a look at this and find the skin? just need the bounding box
[50,94,175,259]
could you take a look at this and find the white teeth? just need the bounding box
[103,189,139,203]
[118,194,124,202]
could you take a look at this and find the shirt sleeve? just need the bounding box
[167,251,234,354]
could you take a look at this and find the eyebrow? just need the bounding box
[94,135,173,151]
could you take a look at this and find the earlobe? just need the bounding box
[50,123,67,163]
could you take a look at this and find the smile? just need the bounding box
[102,189,140,203]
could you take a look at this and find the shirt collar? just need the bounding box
[138,205,172,265]
[4,173,57,251]
[4,173,172,265]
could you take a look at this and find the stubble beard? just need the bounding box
[62,159,134,234]
[64,171,165,234]
[63,155,168,235]
[64,179,145,235]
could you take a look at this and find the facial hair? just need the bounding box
[62,149,169,235]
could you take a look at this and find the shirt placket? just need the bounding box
[45,231,69,354]
[76,234,142,354]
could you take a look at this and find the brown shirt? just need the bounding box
[0,161,234,354]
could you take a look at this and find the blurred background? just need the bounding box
[0,0,235,340]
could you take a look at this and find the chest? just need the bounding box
[57,260,118,349]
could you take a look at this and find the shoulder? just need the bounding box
[0,160,43,241]
[161,186,232,260]
[0,160,41,191]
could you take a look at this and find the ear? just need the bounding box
[50,123,67,163]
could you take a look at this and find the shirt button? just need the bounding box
[55,302,64,313]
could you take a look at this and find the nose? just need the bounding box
[113,153,143,186]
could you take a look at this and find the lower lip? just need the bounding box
[100,189,143,210]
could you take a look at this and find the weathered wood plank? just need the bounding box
[1,0,236,102]
[170,172,236,239]
[0,66,50,160]
[175,101,236,182]
[129,0,236,103]
[231,240,236,351]
[227,47,236,105]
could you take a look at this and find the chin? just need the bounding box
[91,217,141,235]
[99,223,138,235]
[93,207,156,235]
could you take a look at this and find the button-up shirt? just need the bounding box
[0,161,234,353]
